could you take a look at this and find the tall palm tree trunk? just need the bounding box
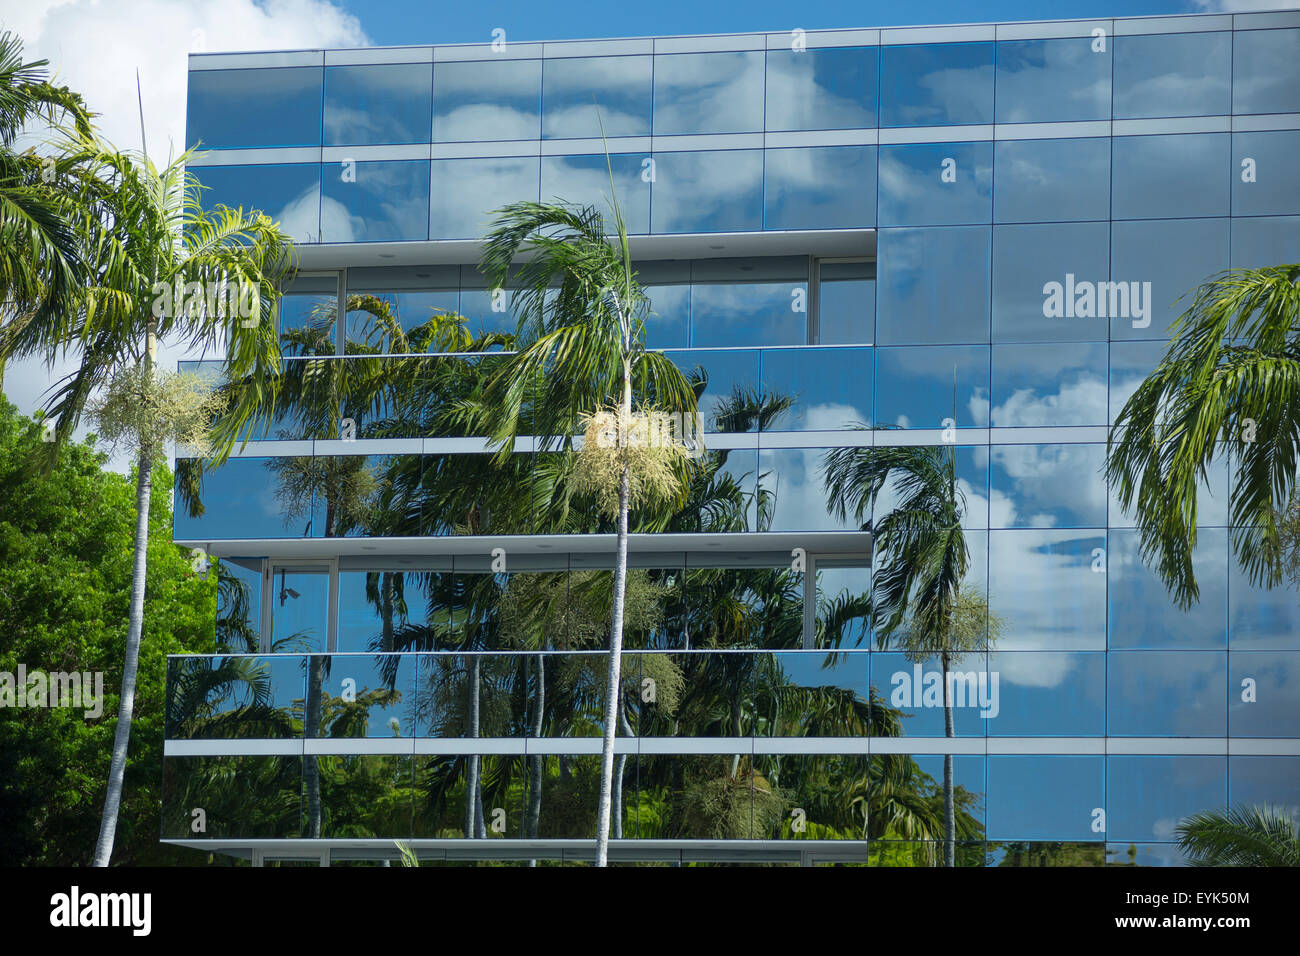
[595,462,630,866]
[465,654,481,837]
[941,650,955,868]
[527,654,545,863]
[614,707,633,839]
[91,436,153,866]
[305,656,324,837]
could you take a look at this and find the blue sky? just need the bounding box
[336,0,1224,46]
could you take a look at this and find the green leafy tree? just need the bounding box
[1176,805,1300,867]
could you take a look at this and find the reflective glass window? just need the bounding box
[989,443,1108,529]
[1230,756,1300,820]
[175,457,321,540]
[671,349,760,432]
[1230,561,1300,650]
[429,157,539,240]
[993,138,1110,223]
[1232,131,1300,217]
[875,226,991,345]
[1110,218,1230,340]
[817,261,875,345]
[1107,651,1227,736]
[279,291,335,342]
[1111,133,1230,220]
[324,63,432,145]
[987,652,1105,736]
[321,160,430,242]
[994,37,1111,124]
[865,449,990,532]
[163,756,304,839]
[541,55,652,138]
[652,51,765,135]
[1106,449,1229,529]
[992,222,1110,343]
[344,286,460,343]
[676,449,758,530]
[875,344,990,429]
[640,265,690,349]
[764,46,878,131]
[316,654,418,738]
[270,568,330,652]
[986,756,1105,842]
[991,342,1108,427]
[1233,28,1300,115]
[1107,756,1226,845]
[764,146,876,230]
[192,163,321,244]
[215,559,263,654]
[1113,31,1231,119]
[878,142,992,227]
[1107,528,1228,649]
[989,530,1107,649]
[337,570,441,653]
[879,42,994,128]
[688,259,807,348]
[1231,216,1300,268]
[871,653,990,736]
[760,448,858,532]
[1108,339,1163,427]
[187,67,322,149]
[165,656,303,739]
[1229,652,1300,737]
[650,150,764,234]
[814,565,872,649]
[541,153,650,234]
[432,59,541,142]
[760,347,871,431]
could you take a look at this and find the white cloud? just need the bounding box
[1189,0,1294,10]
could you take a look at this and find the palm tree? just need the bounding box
[0,131,293,866]
[1107,265,1300,607]
[476,189,697,865]
[1176,805,1300,866]
[822,439,995,867]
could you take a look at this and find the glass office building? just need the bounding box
[165,10,1300,865]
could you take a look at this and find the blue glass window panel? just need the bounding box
[1109,219,1230,340]
[868,448,989,532]
[878,142,992,227]
[541,55,652,138]
[1107,651,1227,736]
[991,342,1108,427]
[270,572,329,653]
[814,566,872,649]
[759,347,871,431]
[1111,133,1230,220]
[323,63,432,146]
[1107,528,1228,649]
[987,756,1104,842]
[989,443,1108,529]
[764,146,876,230]
[1229,757,1300,822]
[765,652,870,718]
[279,293,334,338]
[321,160,429,242]
[1231,216,1300,269]
[166,656,303,737]
[759,448,858,532]
[764,46,878,131]
[345,290,459,344]
[457,288,521,339]
[215,560,263,654]
[541,153,650,234]
[1233,28,1300,115]
[697,449,758,531]
[986,652,1105,736]
[1233,131,1300,217]
[670,349,760,432]
[175,458,321,539]
[818,261,875,345]
[993,138,1111,223]
[308,456,393,538]
[879,42,994,128]
[192,164,321,244]
[875,345,990,429]
[652,51,765,135]
[650,150,764,234]
[992,222,1110,343]
[870,653,989,736]
[1113,32,1231,119]
[1230,561,1300,650]
[432,59,541,142]
[875,226,991,345]
[690,283,806,348]
[1108,340,1164,427]
[187,67,322,149]
[641,282,690,349]
[1107,450,1229,529]
[429,157,539,240]
[989,530,1107,650]
[1107,757,1226,844]
[320,654,418,737]
[1229,652,1300,737]
[994,38,1111,124]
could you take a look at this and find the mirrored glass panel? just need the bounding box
[876,226,991,345]
[760,448,859,532]
[324,63,432,146]
[689,258,807,347]
[991,342,1108,427]
[814,563,872,649]
[541,153,651,235]
[192,164,321,244]
[162,756,303,839]
[1233,28,1300,115]
[1111,133,1230,220]
[541,55,652,138]
[875,344,990,429]
[1232,131,1300,218]
[986,756,1104,842]
[870,653,989,736]
[863,448,990,531]
[879,42,995,127]
[1107,756,1225,847]
[1230,756,1300,822]
[433,58,541,142]
[992,222,1110,343]
[1231,216,1300,268]
[652,51,764,135]
[759,347,871,431]
[986,652,1105,736]
[216,559,263,654]
[671,349,760,431]
[187,67,322,148]
[1230,561,1300,650]
[270,569,330,653]
[765,46,878,131]
[308,654,418,738]
[174,457,322,540]
[1113,31,1231,119]
[337,570,444,653]
[640,270,690,349]
[321,160,430,242]
[878,142,993,227]
[989,443,1108,529]
[993,138,1110,223]
[764,146,876,230]
[165,655,303,738]
[1109,218,1229,340]
[989,530,1107,649]
[1108,339,1163,427]
[870,755,985,856]
[1107,651,1227,736]
[1107,528,1228,649]
[429,157,540,240]
[817,261,875,345]
[994,37,1111,124]
[1229,652,1300,737]
[650,150,764,234]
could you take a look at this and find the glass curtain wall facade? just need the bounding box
[167,11,1300,866]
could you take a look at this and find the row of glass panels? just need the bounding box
[186,30,1300,149]
[191,136,1300,243]
[165,650,1300,738]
